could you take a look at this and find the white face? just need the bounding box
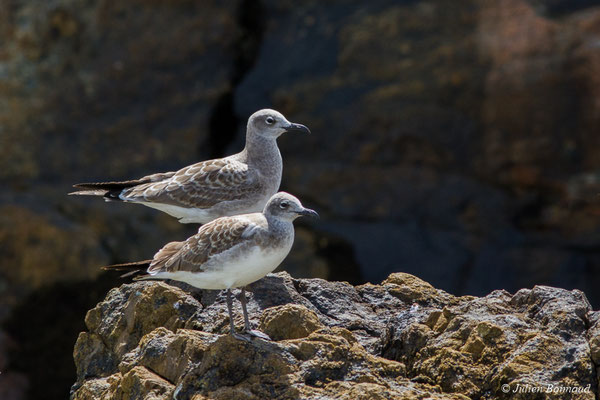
[248,109,310,139]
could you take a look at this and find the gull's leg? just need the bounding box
[225,289,236,334]
[225,289,250,341]
[239,287,252,331]
[239,287,271,340]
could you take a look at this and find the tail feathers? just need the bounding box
[71,180,147,201]
[68,189,124,202]
[102,260,151,279]
[71,172,176,200]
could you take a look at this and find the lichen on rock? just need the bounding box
[72,272,600,399]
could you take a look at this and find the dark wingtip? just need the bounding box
[68,189,109,196]
[103,191,123,201]
[72,179,145,192]
[102,260,151,271]
[102,261,151,279]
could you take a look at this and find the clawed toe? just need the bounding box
[245,329,271,340]
[230,329,271,342]
[228,329,271,341]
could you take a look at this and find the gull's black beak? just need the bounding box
[298,208,319,218]
[284,122,311,134]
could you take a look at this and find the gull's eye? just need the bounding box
[279,201,289,209]
[266,116,275,125]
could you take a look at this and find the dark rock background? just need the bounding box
[1,0,600,399]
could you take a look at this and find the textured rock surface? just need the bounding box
[72,272,599,399]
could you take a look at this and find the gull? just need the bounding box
[70,109,310,223]
[103,192,318,340]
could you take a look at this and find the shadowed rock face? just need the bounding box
[72,272,599,399]
[1,1,242,397]
[234,0,600,299]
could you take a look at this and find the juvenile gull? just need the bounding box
[103,192,318,340]
[70,109,310,223]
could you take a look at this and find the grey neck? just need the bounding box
[264,214,294,239]
[243,132,282,175]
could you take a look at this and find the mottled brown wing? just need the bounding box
[121,158,259,209]
[152,241,184,264]
[148,216,261,274]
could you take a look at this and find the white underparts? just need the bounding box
[145,245,291,289]
[135,201,215,224]
[120,199,267,224]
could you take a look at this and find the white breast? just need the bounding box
[150,244,292,290]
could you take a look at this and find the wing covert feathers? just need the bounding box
[120,159,255,208]
[147,216,263,274]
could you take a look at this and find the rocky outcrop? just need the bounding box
[72,272,599,399]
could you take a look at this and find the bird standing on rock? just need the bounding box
[70,109,310,224]
[102,192,318,340]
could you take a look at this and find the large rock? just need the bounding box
[72,272,599,399]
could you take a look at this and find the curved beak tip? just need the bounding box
[299,208,319,218]
[285,122,311,134]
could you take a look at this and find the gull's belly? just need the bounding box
[137,202,215,224]
[152,246,291,290]
[131,198,269,224]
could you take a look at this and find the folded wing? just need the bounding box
[120,159,259,209]
[148,215,264,274]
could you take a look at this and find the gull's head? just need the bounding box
[248,109,311,139]
[264,192,319,221]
